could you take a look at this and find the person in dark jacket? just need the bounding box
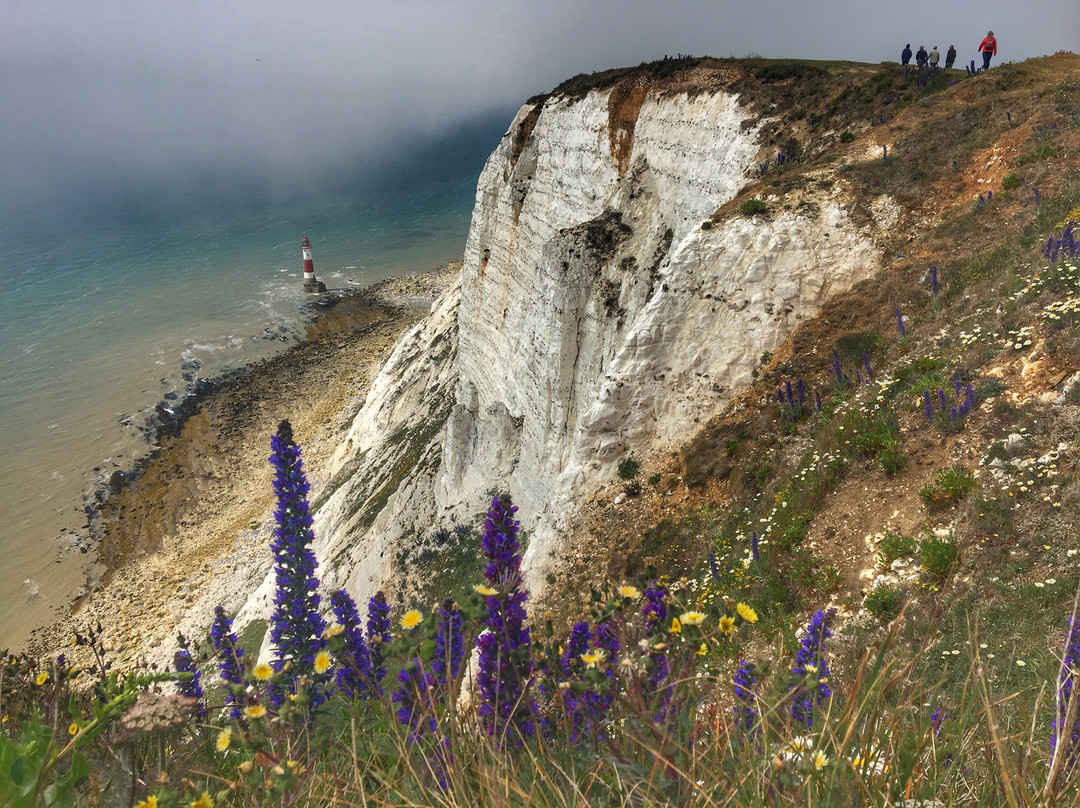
[945,45,957,69]
[901,44,912,65]
[916,45,929,68]
[978,31,997,70]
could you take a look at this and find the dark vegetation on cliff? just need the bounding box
[3,55,1080,807]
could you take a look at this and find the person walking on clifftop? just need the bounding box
[916,45,929,68]
[945,44,957,70]
[901,44,912,65]
[929,46,940,68]
[978,31,997,70]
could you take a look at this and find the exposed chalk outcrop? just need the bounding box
[236,77,895,631]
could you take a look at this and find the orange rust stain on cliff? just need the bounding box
[509,102,544,171]
[608,77,650,175]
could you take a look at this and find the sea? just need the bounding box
[0,113,508,651]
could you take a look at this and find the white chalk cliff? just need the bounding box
[240,71,898,626]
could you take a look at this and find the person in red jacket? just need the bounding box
[978,30,997,70]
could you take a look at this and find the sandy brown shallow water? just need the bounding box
[27,264,459,669]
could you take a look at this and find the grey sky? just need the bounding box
[2,0,1075,212]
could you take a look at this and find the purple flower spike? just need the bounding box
[1050,615,1080,772]
[796,378,806,404]
[931,264,939,295]
[949,406,958,421]
[790,608,836,729]
[432,599,464,695]
[778,387,785,405]
[938,389,948,412]
[954,379,962,398]
[931,706,946,738]
[476,494,536,745]
[330,589,374,699]
[210,606,246,719]
[896,309,906,337]
[924,390,934,421]
[173,634,205,717]
[366,591,392,691]
[392,658,437,743]
[733,660,760,739]
[785,380,794,406]
[268,420,328,708]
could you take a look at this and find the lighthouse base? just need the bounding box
[303,279,327,293]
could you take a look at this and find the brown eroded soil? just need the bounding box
[28,265,460,667]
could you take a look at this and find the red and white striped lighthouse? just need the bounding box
[300,236,326,293]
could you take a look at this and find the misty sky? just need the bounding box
[2,0,1076,216]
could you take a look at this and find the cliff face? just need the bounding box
[245,70,901,619]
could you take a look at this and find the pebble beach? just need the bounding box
[28,263,460,670]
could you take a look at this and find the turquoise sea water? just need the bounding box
[0,116,504,649]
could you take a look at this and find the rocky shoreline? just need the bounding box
[28,263,461,669]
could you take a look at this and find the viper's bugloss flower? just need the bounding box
[267,420,327,708]
[1050,615,1080,772]
[391,658,436,742]
[209,606,246,719]
[797,377,806,404]
[931,264,939,295]
[896,309,906,337]
[924,390,934,421]
[733,659,760,739]
[708,552,722,583]
[476,494,536,745]
[642,580,672,721]
[642,581,668,635]
[173,633,205,716]
[790,608,836,730]
[329,588,374,699]
[938,389,948,412]
[560,620,619,743]
[562,622,593,678]
[931,706,946,738]
[863,352,874,381]
[366,591,392,692]
[431,599,464,695]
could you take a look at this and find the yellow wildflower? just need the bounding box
[253,663,273,681]
[313,651,332,674]
[719,616,736,636]
[402,610,423,630]
[134,797,158,808]
[245,705,267,719]
[618,585,640,599]
[35,672,48,686]
[325,623,345,638]
[669,618,682,634]
[473,584,497,597]
[68,722,79,736]
[736,602,758,623]
[216,728,232,752]
[813,751,828,770]
[190,792,214,808]
[679,611,705,627]
[580,650,605,668]
[697,643,708,656]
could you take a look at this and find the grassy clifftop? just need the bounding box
[3,54,1080,807]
